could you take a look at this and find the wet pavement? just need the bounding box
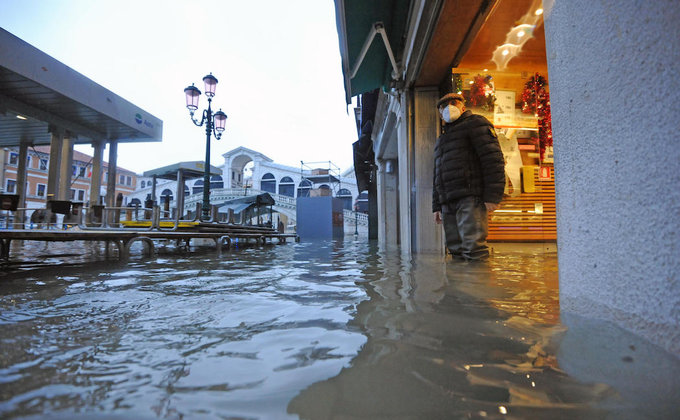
[0,239,678,419]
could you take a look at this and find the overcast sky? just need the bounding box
[0,0,359,174]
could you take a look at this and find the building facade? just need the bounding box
[334,0,680,356]
[1,146,137,211]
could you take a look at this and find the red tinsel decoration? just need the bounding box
[521,73,553,161]
[468,74,496,110]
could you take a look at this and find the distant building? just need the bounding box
[129,146,361,214]
[1,146,137,210]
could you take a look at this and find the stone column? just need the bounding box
[544,0,680,355]
[15,141,29,228]
[397,92,412,256]
[377,159,399,249]
[412,87,443,254]
[175,168,184,224]
[58,136,74,200]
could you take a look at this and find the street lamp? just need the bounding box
[184,73,228,221]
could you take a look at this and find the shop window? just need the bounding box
[6,179,16,193]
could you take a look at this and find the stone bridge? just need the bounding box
[182,188,368,227]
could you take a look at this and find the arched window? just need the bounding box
[337,188,353,210]
[297,179,312,197]
[279,176,295,197]
[184,185,190,196]
[210,175,224,189]
[129,198,142,207]
[161,189,173,203]
[192,180,204,195]
[319,184,331,191]
[140,180,145,189]
[260,173,276,193]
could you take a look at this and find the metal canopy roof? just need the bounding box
[142,161,222,180]
[0,28,163,147]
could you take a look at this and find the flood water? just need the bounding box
[1,239,679,419]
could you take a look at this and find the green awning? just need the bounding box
[143,161,222,180]
[334,0,410,104]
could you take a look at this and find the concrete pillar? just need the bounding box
[412,87,444,254]
[105,140,117,225]
[58,136,74,200]
[46,129,63,199]
[544,0,680,355]
[377,159,399,248]
[15,141,29,227]
[89,141,104,207]
[0,149,6,190]
[105,140,117,209]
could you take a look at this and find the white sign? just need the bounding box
[494,90,516,126]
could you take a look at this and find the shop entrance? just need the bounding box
[445,0,555,242]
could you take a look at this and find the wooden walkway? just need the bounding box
[0,224,299,260]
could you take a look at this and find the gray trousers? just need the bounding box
[442,196,489,260]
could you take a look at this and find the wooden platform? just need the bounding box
[0,225,299,260]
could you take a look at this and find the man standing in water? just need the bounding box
[432,93,505,260]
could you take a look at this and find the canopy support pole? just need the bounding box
[350,22,400,80]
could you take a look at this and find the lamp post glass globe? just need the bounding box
[203,73,218,98]
[184,84,201,111]
[214,110,227,133]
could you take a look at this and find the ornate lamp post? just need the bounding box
[184,73,228,221]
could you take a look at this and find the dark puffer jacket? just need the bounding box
[432,110,505,212]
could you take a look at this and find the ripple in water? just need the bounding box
[1,240,678,419]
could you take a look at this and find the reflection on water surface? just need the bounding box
[0,240,678,419]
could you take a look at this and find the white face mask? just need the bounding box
[440,104,461,123]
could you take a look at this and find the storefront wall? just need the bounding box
[544,0,679,355]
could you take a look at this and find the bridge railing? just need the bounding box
[180,190,368,225]
[183,188,297,210]
[344,209,368,226]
